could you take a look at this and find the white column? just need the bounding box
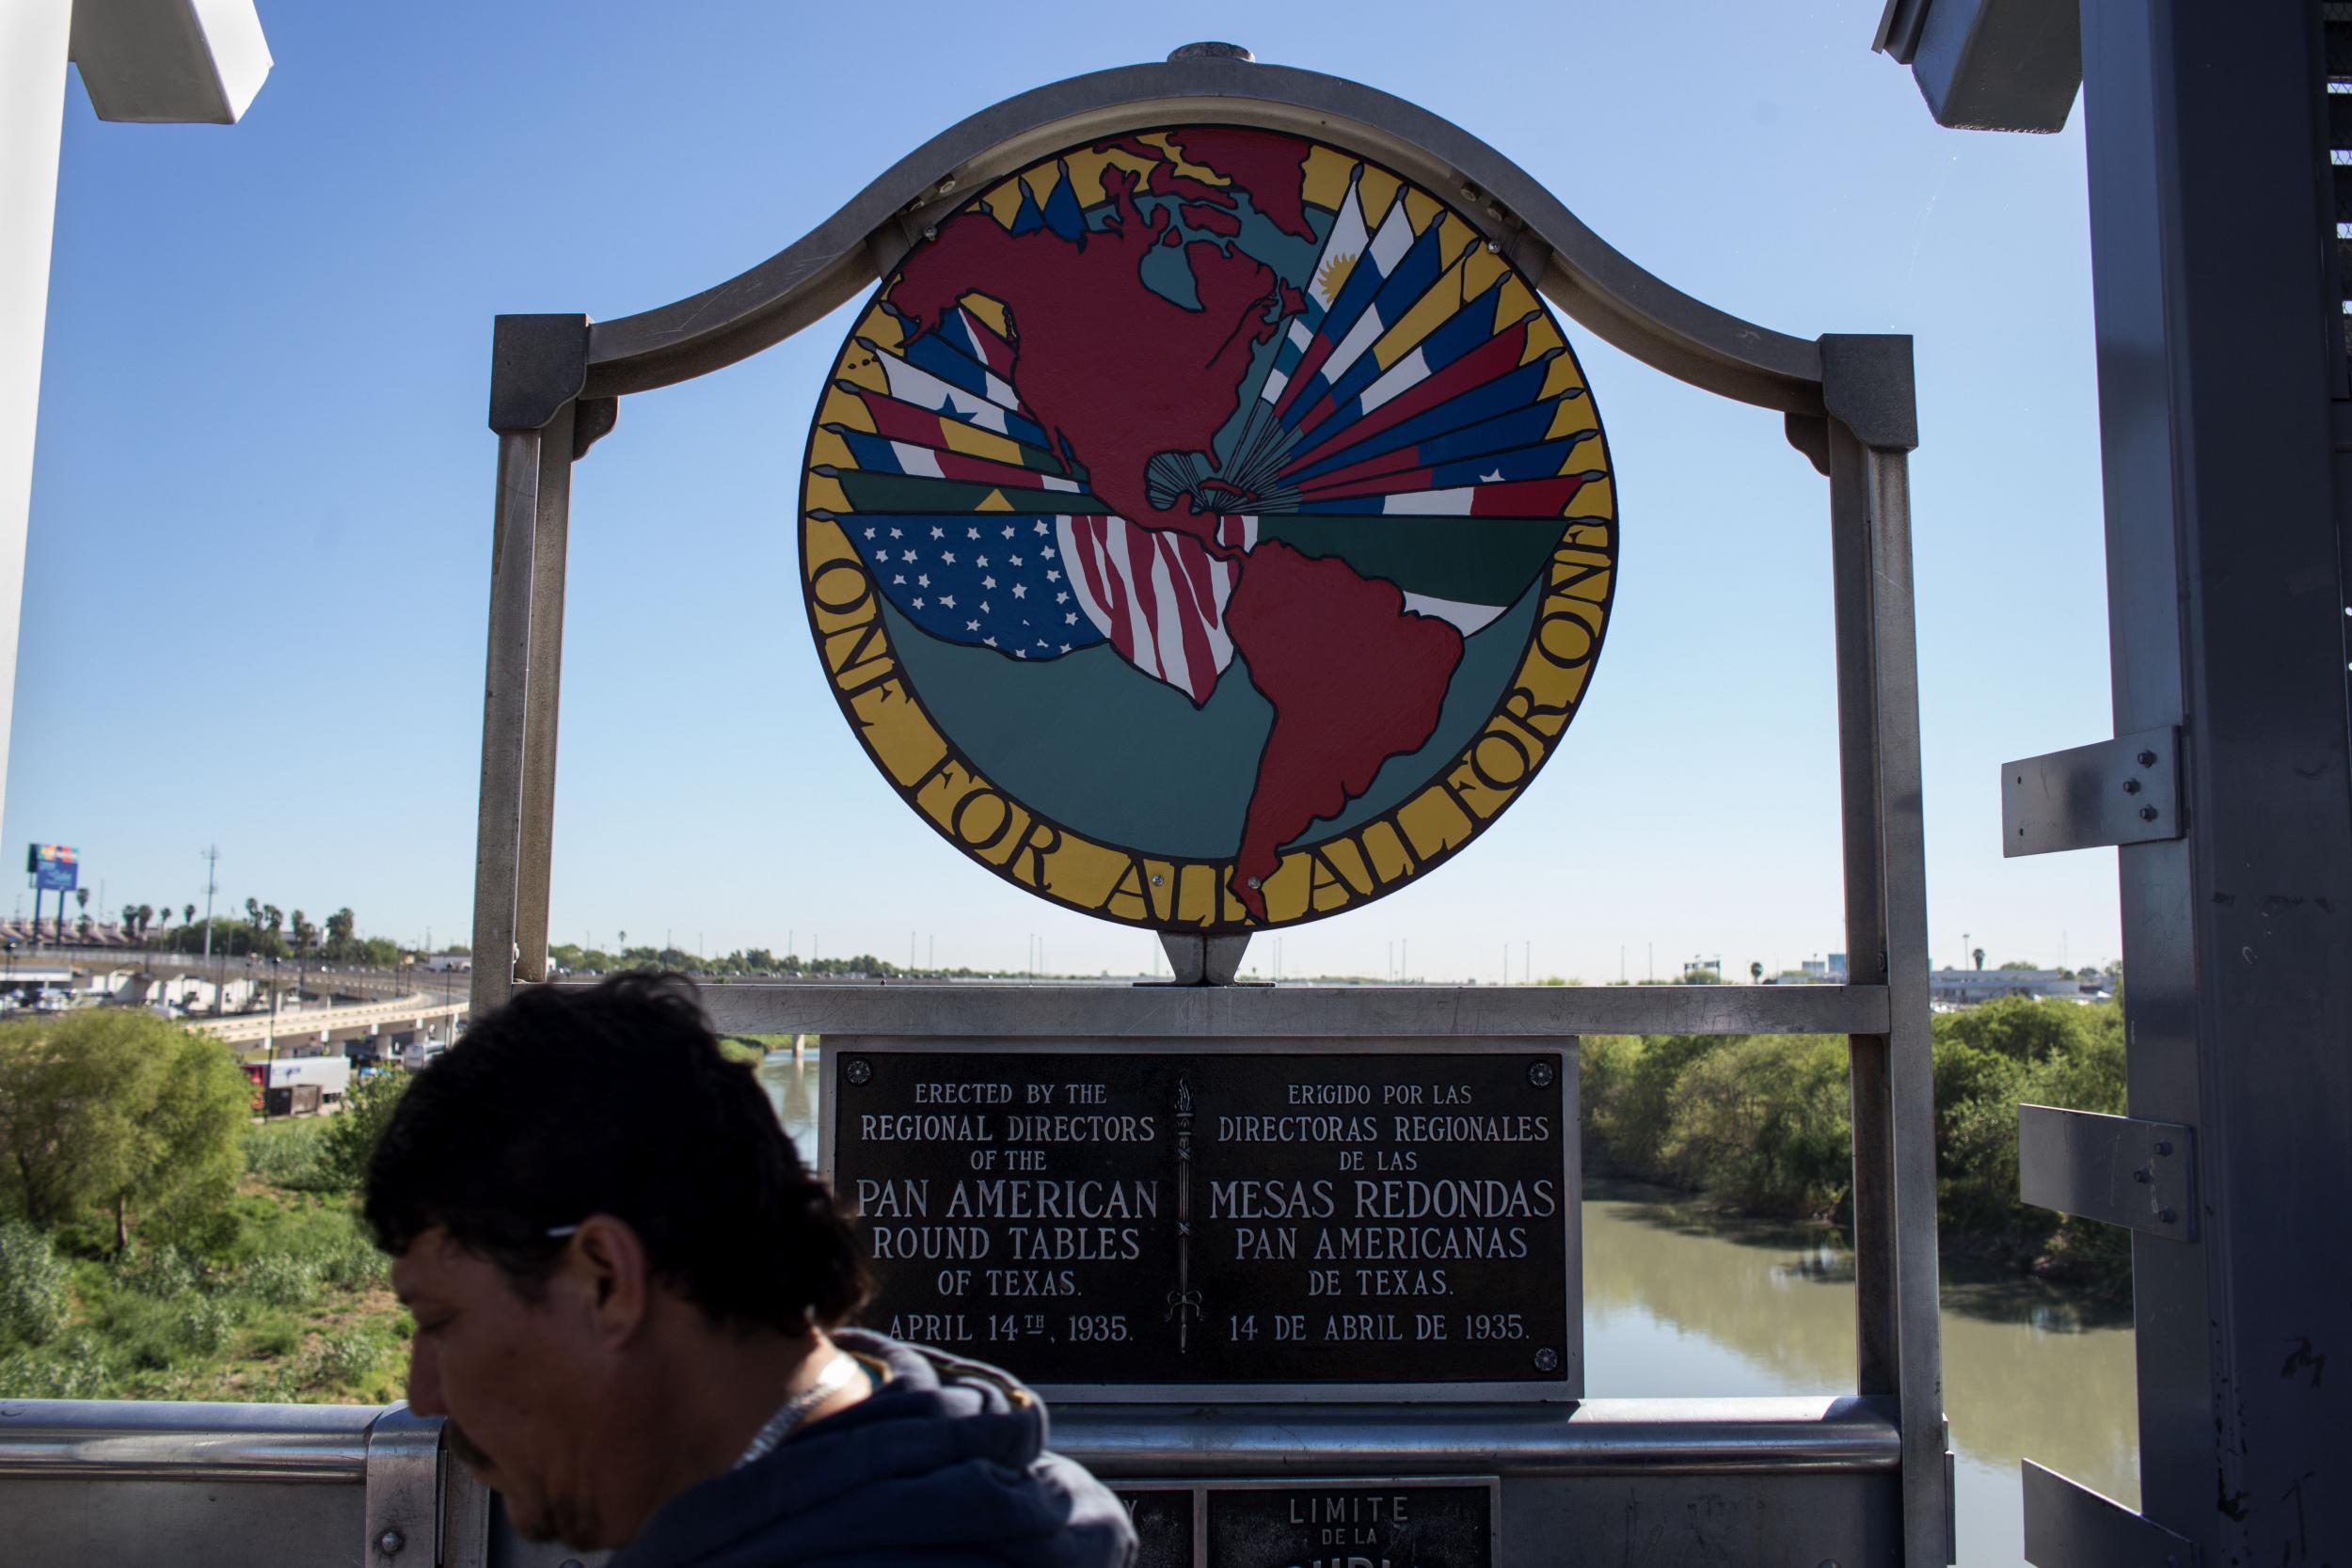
[0,0,72,839]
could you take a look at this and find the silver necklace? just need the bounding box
[735,1350,862,1468]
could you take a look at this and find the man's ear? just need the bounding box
[555,1214,653,1349]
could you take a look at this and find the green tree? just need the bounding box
[1936,995,2092,1064]
[319,1073,409,1191]
[1662,1035,1852,1212]
[183,903,195,928]
[0,1012,248,1249]
[0,1218,68,1344]
[326,908,356,951]
[1613,1035,1727,1175]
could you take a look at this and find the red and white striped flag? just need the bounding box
[1057,516,1239,706]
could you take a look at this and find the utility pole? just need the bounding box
[199,845,218,962]
[263,955,280,1117]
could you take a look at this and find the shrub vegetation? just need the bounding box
[0,1013,412,1402]
[1582,997,2129,1290]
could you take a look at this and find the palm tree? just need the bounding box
[1750,960,1763,984]
[1972,946,1986,972]
[154,905,171,937]
[183,903,195,928]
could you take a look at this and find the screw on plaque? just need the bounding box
[2123,778,2141,795]
[1533,1347,1560,1373]
[2139,805,2159,822]
[845,1057,873,1086]
[2137,750,2157,767]
[1528,1059,1556,1088]
[377,1530,405,1557]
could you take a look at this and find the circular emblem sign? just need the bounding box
[801,126,1615,931]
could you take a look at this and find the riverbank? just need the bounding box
[1580,997,2131,1297]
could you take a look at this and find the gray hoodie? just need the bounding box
[607,1329,1136,1568]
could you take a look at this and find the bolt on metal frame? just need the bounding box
[467,53,1949,1565]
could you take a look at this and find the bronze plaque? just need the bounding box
[829,1047,1570,1388]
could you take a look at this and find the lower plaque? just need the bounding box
[1109,1480,1497,1568]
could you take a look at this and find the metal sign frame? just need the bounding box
[818,1035,1581,1403]
[468,50,1947,1567]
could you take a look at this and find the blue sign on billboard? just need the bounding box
[27,844,77,893]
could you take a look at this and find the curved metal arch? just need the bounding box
[580,55,1826,416]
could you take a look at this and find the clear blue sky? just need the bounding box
[10,0,2118,981]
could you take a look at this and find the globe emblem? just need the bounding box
[801,126,1616,931]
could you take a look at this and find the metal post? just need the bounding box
[1857,436,1947,1568]
[1827,421,1899,1403]
[510,412,573,988]
[469,315,590,1018]
[1818,325,1946,1567]
[2040,7,2352,1563]
[468,420,560,1017]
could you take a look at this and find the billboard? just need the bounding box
[27,844,77,893]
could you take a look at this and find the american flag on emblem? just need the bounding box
[832,509,1239,706]
[1057,515,1240,706]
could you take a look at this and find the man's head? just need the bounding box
[365,974,864,1545]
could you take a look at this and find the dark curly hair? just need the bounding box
[363,973,864,1333]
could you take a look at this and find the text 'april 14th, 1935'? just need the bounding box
[831,1048,1571,1386]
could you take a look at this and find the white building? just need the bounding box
[1929,967,2106,1007]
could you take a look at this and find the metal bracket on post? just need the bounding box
[489,314,590,437]
[2018,1104,2198,1240]
[1153,932,1252,986]
[362,1404,443,1568]
[2001,725,2182,856]
[2023,1460,2198,1568]
[1820,334,1919,452]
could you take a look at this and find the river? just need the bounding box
[760,1055,2137,1568]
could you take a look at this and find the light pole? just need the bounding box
[264,954,284,1117]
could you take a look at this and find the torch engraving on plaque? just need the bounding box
[1165,1074,1201,1353]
